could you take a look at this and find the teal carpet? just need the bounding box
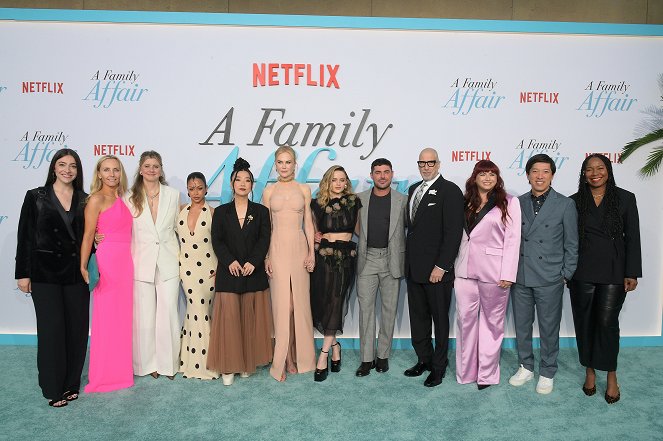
[2,346,662,441]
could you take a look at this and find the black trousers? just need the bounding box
[31,282,90,400]
[569,280,626,372]
[406,279,453,373]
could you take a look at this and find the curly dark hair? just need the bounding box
[574,154,622,248]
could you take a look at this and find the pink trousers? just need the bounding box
[455,278,509,385]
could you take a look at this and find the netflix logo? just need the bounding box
[93,144,135,156]
[22,81,63,94]
[585,152,622,163]
[519,92,559,104]
[252,63,340,88]
[451,150,492,162]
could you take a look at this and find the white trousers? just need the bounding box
[132,267,181,376]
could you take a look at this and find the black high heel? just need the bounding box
[314,349,329,382]
[331,342,342,373]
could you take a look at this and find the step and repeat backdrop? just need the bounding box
[1,12,662,341]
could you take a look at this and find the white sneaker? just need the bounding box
[240,372,251,378]
[509,365,534,386]
[222,373,235,386]
[536,375,554,394]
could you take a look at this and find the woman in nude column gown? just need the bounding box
[263,146,316,382]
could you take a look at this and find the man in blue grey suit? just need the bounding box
[355,158,408,377]
[509,154,578,395]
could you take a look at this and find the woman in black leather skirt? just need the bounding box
[569,153,641,404]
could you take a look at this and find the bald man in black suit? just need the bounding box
[404,147,464,387]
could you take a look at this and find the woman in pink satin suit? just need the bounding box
[454,160,521,389]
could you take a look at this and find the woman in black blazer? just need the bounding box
[15,148,90,408]
[206,158,273,385]
[570,153,642,404]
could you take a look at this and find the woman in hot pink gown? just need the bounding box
[81,155,134,393]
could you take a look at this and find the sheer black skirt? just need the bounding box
[310,239,357,336]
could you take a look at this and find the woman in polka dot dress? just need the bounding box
[207,158,273,386]
[177,172,218,379]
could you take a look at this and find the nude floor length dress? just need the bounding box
[268,182,316,380]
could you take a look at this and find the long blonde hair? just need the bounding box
[316,165,354,207]
[129,150,167,217]
[89,155,128,199]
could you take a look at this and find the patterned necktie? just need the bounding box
[411,183,427,220]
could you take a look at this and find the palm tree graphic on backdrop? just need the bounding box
[620,73,663,176]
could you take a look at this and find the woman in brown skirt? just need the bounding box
[207,158,273,385]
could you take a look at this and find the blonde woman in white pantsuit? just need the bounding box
[126,151,181,379]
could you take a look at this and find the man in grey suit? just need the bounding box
[509,153,578,394]
[355,158,408,377]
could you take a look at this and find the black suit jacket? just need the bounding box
[15,186,88,284]
[405,175,464,284]
[571,186,642,283]
[211,200,271,293]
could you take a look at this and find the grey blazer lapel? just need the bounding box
[527,189,559,235]
[521,193,535,233]
[360,190,370,243]
[388,190,401,239]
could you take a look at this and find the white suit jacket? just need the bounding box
[126,184,180,283]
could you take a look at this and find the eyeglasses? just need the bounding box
[417,160,438,168]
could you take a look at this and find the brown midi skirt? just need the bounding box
[207,290,274,375]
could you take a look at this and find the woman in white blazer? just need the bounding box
[127,150,181,379]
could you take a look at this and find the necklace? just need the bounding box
[147,191,160,205]
[278,174,295,183]
[592,193,605,199]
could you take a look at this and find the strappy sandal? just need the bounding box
[48,398,68,408]
[63,390,79,401]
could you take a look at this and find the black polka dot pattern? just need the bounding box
[176,206,217,379]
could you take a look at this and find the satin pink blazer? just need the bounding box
[454,194,521,284]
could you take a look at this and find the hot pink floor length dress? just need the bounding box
[85,198,134,393]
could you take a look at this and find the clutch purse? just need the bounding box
[87,254,100,292]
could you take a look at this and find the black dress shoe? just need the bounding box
[477,384,491,390]
[355,361,375,377]
[375,357,389,373]
[404,361,431,377]
[424,370,444,388]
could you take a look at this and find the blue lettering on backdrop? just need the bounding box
[12,142,58,169]
[508,150,569,176]
[204,147,408,204]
